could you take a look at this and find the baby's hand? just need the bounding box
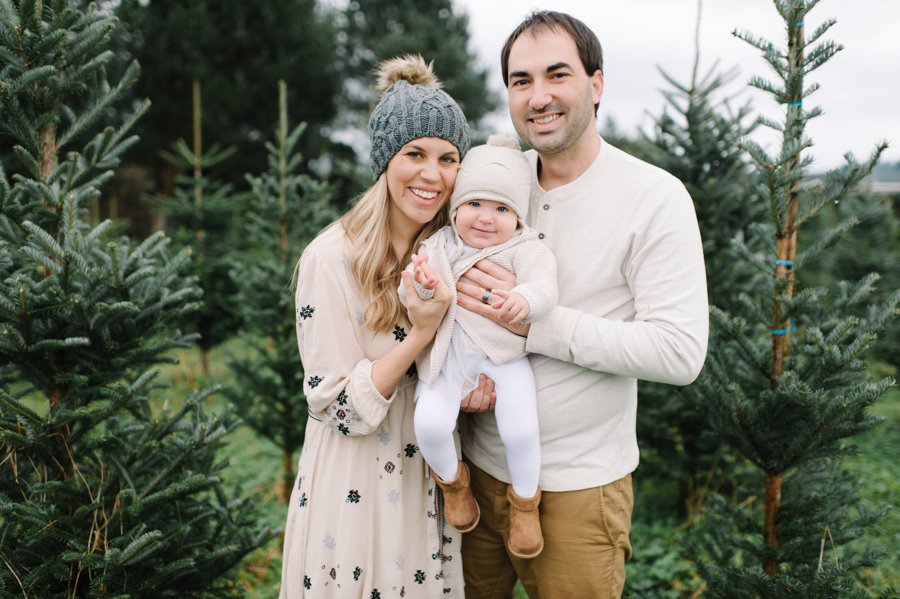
[411,253,440,291]
[490,290,530,325]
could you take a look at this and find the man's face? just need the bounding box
[506,29,603,156]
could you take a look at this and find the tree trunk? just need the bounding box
[201,348,210,374]
[763,470,782,577]
[39,122,58,184]
[765,20,804,577]
[282,449,293,504]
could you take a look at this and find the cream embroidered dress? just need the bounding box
[280,223,463,599]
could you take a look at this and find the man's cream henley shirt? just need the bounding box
[462,136,709,492]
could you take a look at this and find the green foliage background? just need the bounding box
[2,0,899,596]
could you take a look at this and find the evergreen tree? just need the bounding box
[223,82,338,502]
[0,2,272,596]
[111,0,340,191]
[800,190,900,369]
[636,9,762,518]
[332,0,498,142]
[147,81,243,373]
[683,1,899,595]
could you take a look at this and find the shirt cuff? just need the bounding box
[525,305,581,362]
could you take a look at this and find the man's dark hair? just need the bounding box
[500,11,603,113]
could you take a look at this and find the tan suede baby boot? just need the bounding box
[432,461,480,533]
[507,485,543,559]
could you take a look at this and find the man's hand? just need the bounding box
[491,290,530,325]
[457,260,530,337]
[460,374,496,413]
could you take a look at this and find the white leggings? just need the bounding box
[414,356,540,498]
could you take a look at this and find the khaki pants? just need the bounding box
[461,457,634,599]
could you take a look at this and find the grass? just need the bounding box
[153,340,289,598]
[845,363,900,593]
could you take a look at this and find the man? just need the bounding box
[456,11,709,599]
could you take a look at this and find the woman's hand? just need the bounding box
[402,269,452,338]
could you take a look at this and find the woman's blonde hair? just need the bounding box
[340,175,449,334]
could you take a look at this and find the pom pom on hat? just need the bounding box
[375,55,441,95]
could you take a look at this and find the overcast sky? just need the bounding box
[454,0,899,171]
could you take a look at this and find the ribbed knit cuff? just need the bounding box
[413,280,434,300]
[525,306,580,362]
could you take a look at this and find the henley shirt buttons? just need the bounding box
[538,233,545,239]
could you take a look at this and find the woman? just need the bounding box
[280,56,471,598]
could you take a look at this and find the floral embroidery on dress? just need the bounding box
[396,554,405,571]
[298,492,308,507]
[387,490,400,508]
[323,532,336,549]
[337,423,349,435]
[304,575,311,589]
[336,409,346,420]
[298,305,315,319]
[370,590,381,599]
[393,324,407,341]
[377,426,390,445]
[404,443,418,458]
[308,375,323,388]
[414,570,426,584]
[347,489,361,504]
[355,307,365,326]
[353,567,362,581]
[406,362,417,378]
[336,388,348,405]
[330,568,337,580]
[384,461,395,474]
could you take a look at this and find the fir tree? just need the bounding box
[148,81,243,373]
[0,2,272,596]
[223,82,338,502]
[636,2,761,519]
[332,0,497,137]
[111,0,340,191]
[683,0,900,595]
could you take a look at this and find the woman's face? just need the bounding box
[385,137,461,237]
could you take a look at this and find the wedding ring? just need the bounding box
[481,289,491,304]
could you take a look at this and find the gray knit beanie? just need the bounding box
[368,55,470,180]
[449,134,532,230]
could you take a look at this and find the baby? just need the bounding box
[399,134,557,559]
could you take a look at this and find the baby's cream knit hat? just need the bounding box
[449,133,532,229]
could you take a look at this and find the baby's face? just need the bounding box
[455,199,519,249]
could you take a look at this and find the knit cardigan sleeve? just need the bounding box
[296,247,397,436]
[509,239,558,324]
